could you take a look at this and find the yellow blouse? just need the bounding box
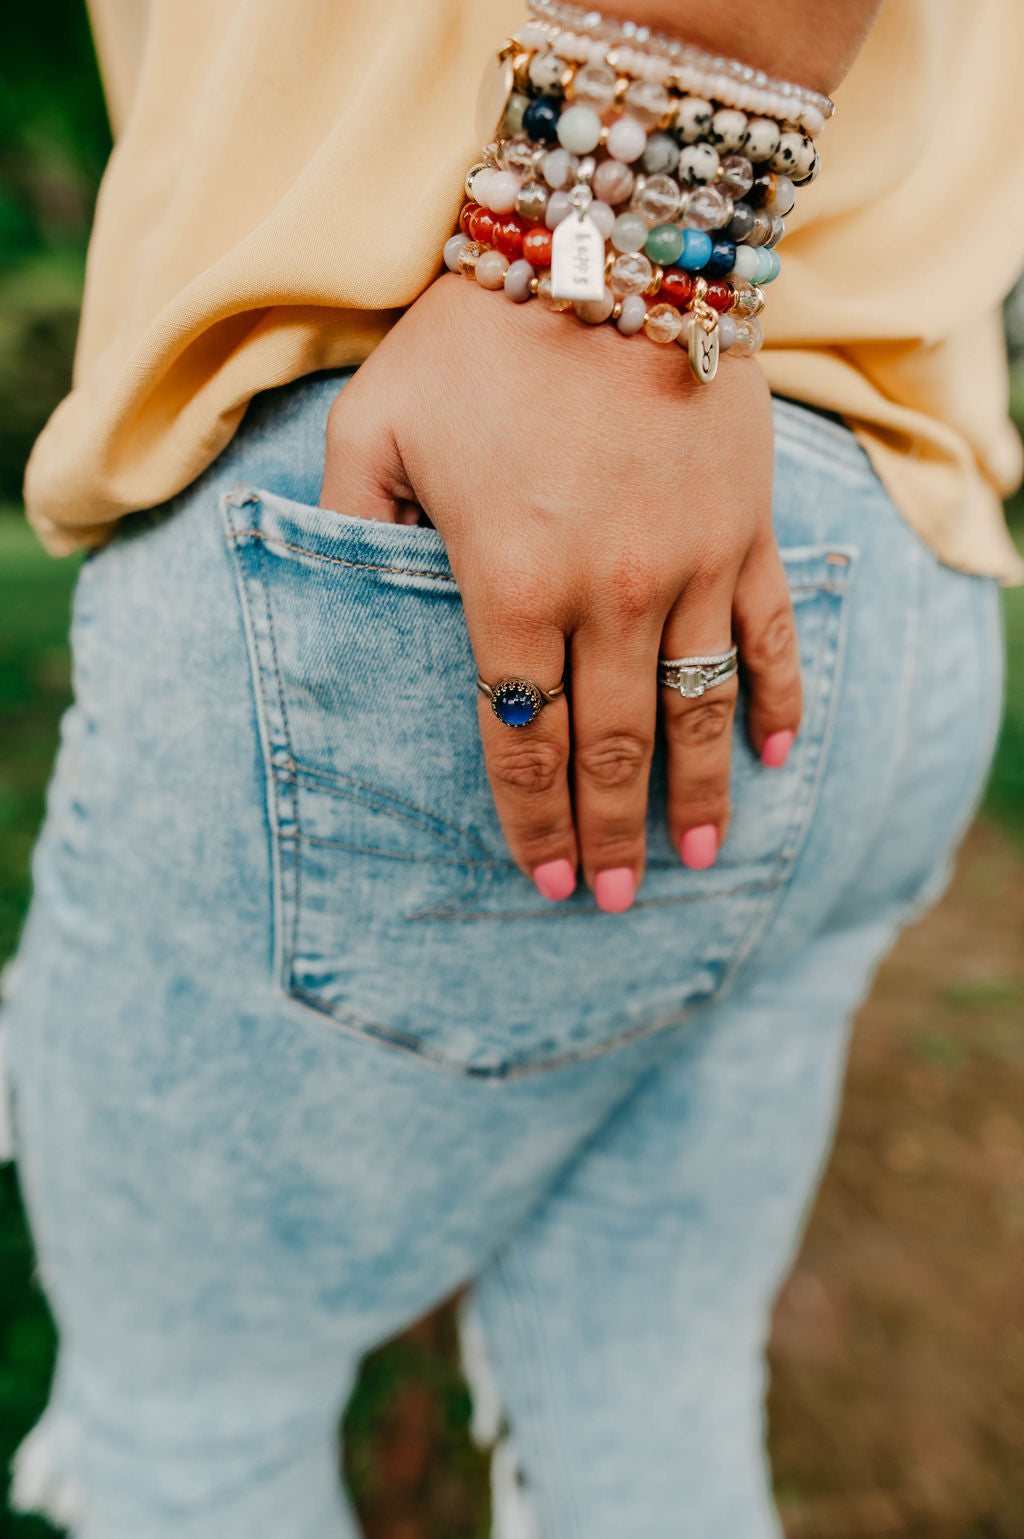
[23,0,1024,583]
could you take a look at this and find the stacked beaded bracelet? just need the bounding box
[444,1,831,384]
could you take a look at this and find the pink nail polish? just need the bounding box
[594,867,636,914]
[680,824,718,870]
[761,729,795,769]
[533,859,577,902]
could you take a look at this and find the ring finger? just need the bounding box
[660,586,739,870]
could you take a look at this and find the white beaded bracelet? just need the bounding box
[522,0,834,137]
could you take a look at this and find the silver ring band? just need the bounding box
[657,646,738,700]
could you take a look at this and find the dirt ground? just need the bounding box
[769,820,1024,1539]
[342,821,1024,1539]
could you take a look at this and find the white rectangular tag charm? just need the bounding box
[550,214,605,302]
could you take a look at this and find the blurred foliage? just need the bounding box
[987,491,1024,841]
[0,0,109,502]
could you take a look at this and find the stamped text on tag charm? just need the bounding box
[688,317,720,384]
[551,214,605,301]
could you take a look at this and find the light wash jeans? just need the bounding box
[1,373,1004,1539]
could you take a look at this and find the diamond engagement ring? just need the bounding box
[477,675,566,727]
[657,647,739,700]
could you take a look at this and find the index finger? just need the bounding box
[472,613,578,901]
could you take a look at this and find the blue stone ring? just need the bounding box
[477,675,566,728]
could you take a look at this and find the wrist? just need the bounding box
[599,0,879,96]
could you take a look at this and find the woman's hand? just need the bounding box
[320,273,801,911]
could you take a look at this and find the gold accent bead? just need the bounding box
[645,264,664,297]
[611,301,623,321]
[558,63,575,93]
[529,277,540,296]
[512,50,532,94]
[598,124,610,147]
[613,75,631,107]
[604,251,615,280]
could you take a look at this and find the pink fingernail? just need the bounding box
[761,729,795,769]
[533,859,577,902]
[680,824,718,870]
[594,867,636,914]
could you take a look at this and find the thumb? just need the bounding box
[320,373,419,525]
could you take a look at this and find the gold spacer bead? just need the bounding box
[611,301,623,321]
[645,264,664,297]
[512,50,533,94]
[598,124,610,147]
[529,277,540,296]
[612,75,631,107]
[559,63,576,94]
[604,251,615,280]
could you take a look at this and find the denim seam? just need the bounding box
[228,526,851,599]
[226,528,457,585]
[297,786,469,858]
[220,494,295,997]
[706,547,859,997]
[291,834,788,877]
[905,572,1004,918]
[410,875,783,923]
[778,586,835,863]
[284,972,693,1078]
[294,758,498,911]
[222,491,306,996]
[258,548,306,995]
[293,766,491,862]
[285,834,485,866]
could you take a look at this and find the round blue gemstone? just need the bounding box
[492,683,540,726]
[679,229,713,271]
[522,97,561,145]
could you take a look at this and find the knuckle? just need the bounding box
[489,737,565,796]
[763,680,803,723]
[745,607,797,672]
[683,556,733,601]
[576,731,652,790]
[674,776,729,818]
[671,698,735,747]
[514,826,574,864]
[607,551,664,620]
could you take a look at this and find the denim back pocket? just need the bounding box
[223,483,856,1078]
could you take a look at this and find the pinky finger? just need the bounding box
[733,538,802,767]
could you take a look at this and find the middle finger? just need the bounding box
[571,609,664,913]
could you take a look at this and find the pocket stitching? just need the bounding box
[293,763,498,914]
[226,527,457,585]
